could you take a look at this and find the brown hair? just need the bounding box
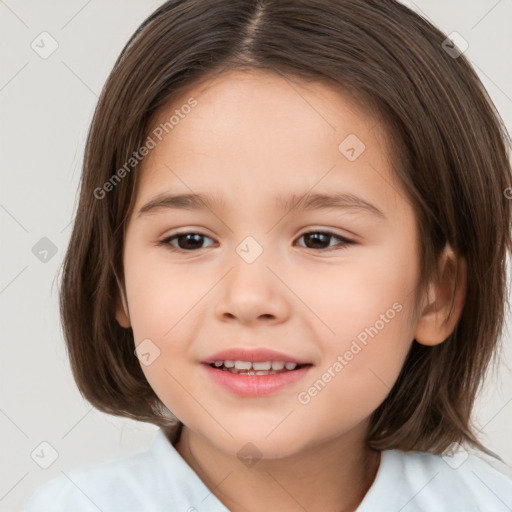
[59,0,512,454]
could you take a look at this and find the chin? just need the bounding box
[192,419,310,460]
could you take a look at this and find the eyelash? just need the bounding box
[158,230,354,253]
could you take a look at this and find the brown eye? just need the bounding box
[296,231,353,251]
[160,232,215,251]
[159,230,353,253]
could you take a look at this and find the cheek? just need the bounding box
[294,302,415,440]
[298,240,417,351]
[124,250,202,341]
[123,255,211,418]
[295,238,417,402]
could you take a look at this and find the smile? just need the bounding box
[203,360,312,396]
[210,360,305,375]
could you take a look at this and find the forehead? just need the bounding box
[133,69,408,219]
[151,69,382,153]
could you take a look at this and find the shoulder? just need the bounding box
[359,447,512,512]
[22,431,170,512]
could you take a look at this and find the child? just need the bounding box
[24,0,512,510]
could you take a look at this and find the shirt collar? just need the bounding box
[148,428,232,511]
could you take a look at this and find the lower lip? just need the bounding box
[202,364,312,397]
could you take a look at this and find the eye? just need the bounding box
[159,230,354,252]
[295,230,354,251]
[159,232,215,251]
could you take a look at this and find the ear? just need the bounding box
[413,244,467,346]
[114,279,131,329]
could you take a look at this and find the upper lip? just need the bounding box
[202,347,311,365]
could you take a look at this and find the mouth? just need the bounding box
[201,353,313,398]
[201,348,313,396]
[208,360,311,375]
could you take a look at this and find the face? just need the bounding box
[116,70,423,458]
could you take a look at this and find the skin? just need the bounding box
[115,70,466,512]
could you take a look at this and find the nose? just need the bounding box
[214,247,290,326]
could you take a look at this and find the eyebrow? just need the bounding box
[137,191,386,219]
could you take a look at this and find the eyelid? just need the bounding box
[158,228,356,253]
[296,226,356,241]
[159,230,216,250]
[294,230,354,251]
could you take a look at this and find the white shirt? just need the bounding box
[23,428,512,512]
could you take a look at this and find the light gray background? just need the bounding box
[1,1,511,510]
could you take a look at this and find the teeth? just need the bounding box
[212,360,302,373]
[252,361,271,370]
[234,361,252,370]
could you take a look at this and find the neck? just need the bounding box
[174,425,380,512]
